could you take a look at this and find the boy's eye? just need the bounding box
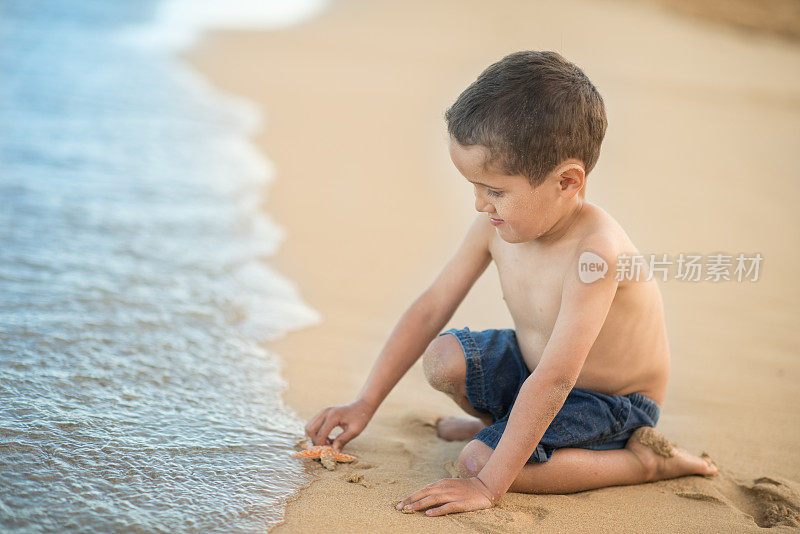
[487,189,503,197]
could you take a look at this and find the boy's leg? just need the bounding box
[422,333,494,440]
[457,428,717,494]
[422,330,717,492]
[424,327,535,442]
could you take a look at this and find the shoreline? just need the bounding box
[186,0,800,531]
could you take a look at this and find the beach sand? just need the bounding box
[186,0,800,530]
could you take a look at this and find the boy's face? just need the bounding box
[448,138,583,244]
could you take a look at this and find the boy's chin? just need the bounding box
[496,227,538,244]
[496,231,527,244]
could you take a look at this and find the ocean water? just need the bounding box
[0,1,326,531]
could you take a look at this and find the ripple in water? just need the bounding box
[0,1,321,531]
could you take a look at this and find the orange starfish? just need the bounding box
[290,442,357,470]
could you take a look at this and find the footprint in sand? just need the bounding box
[715,475,800,528]
[675,491,727,505]
[448,504,549,534]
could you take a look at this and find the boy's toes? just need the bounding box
[435,415,487,441]
[701,453,719,476]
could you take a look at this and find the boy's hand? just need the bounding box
[396,476,499,516]
[305,398,376,451]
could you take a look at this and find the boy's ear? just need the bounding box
[555,162,585,198]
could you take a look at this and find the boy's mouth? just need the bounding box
[489,217,504,226]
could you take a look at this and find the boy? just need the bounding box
[304,50,717,517]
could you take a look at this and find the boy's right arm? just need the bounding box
[306,214,494,450]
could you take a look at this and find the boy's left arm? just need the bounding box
[398,243,619,516]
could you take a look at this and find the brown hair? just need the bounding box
[445,51,607,187]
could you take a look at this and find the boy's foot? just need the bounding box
[626,427,718,482]
[435,415,488,441]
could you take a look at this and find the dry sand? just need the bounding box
[186,0,800,531]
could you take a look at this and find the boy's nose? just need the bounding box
[474,194,492,214]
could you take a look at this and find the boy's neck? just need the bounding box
[532,198,586,246]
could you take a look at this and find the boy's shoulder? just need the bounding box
[568,202,634,273]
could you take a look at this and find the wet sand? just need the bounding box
[186,0,800,530]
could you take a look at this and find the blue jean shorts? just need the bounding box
[438,326,661,463]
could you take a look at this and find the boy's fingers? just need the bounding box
[313,414,340,446]
[305,409,328,443]
[399,486,435,509]
[426,502,463,517]
[332,428,355,452]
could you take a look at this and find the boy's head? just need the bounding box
[445,51,607,243]
[446,50,607,189]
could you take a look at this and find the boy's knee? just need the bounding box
[456,439,493,478]
[422,334,466,394]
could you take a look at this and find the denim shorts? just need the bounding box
[438,326,661,463]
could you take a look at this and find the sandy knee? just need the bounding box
[422,334,466,394]
[455,439,493,478]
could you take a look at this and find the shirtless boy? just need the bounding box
[304,50,717,517]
